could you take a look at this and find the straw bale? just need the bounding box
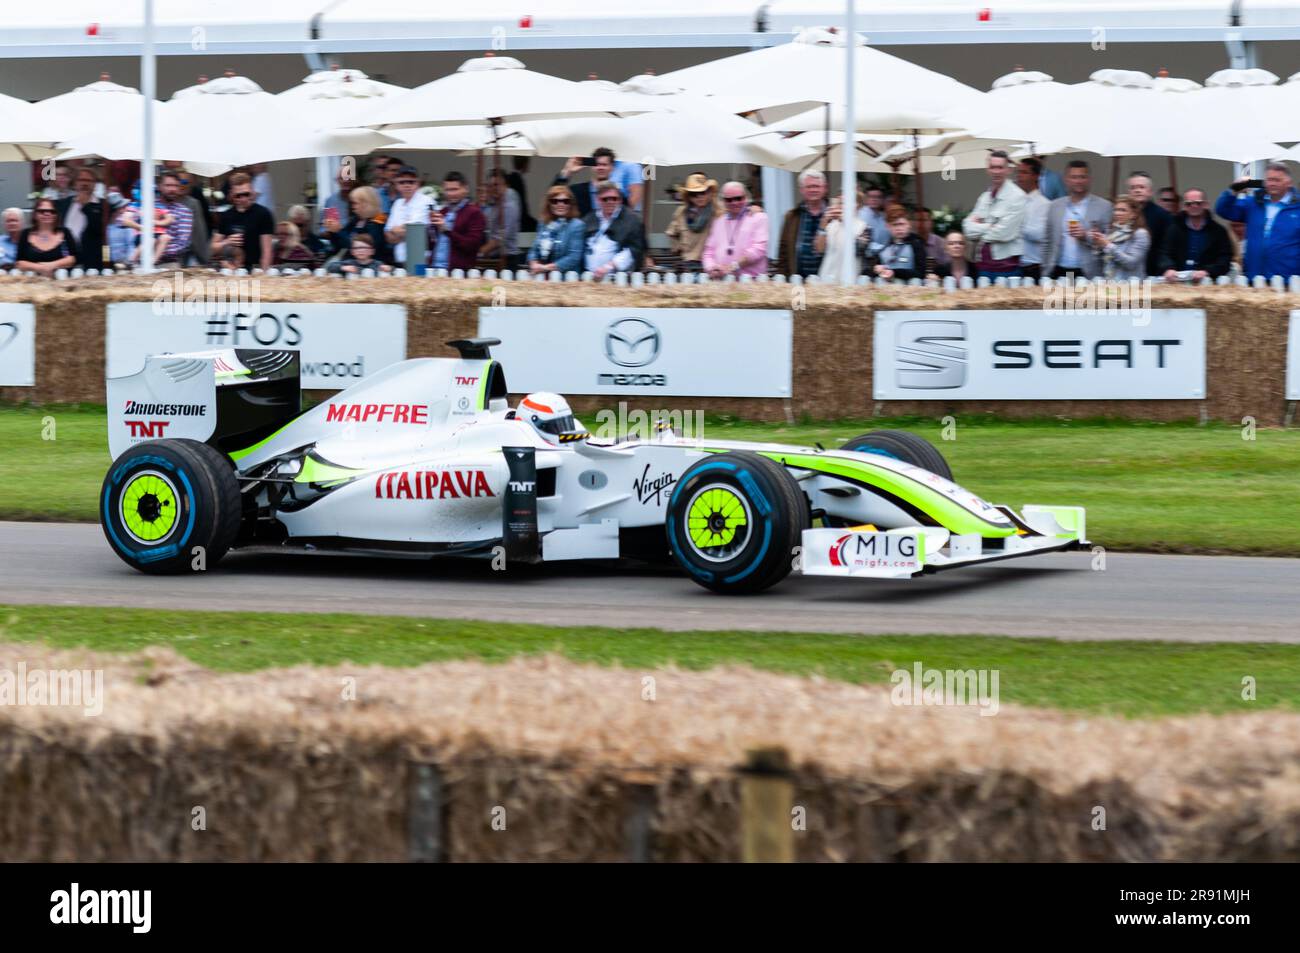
[2,640,1299,861]
[0,275,1290,424]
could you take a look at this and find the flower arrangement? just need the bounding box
[930,205,967,236]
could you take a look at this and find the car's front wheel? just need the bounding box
[665,450,807,594]
[100,438,242,574]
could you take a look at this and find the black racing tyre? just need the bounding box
[840,429,953,481]
[100,438,242,574]
[665,450,807,594]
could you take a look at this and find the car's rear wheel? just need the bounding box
[101,438,242,574]
[840,429,953,481]
[665,451,807,594]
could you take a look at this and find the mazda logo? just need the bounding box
[605,318,660,368]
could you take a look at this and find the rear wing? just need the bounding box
[107,348,300,460]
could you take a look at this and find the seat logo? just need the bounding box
[605,318,661,368]
[896,320,968,389]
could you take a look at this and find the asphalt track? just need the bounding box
[2,521,1298,643]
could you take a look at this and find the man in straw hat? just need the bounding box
[664,172,719,266]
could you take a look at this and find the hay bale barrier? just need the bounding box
[2,641,1298,862]
[0,275,1291,424]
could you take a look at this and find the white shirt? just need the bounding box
[385,192,433,263]
[1020,189,1051,266]
[586,211,632,273]
[63,201,88,243]
[252,172,275,215]
[1058,197,1090,268]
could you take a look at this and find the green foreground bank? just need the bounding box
[3,604,1298,718]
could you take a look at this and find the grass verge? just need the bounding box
[3,603,1297,717]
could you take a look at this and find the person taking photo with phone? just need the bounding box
[1215,162,1300,280]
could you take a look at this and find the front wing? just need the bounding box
[801,505,1088,580]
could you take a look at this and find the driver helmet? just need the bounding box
[519,392,588,443]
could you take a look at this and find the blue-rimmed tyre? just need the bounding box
[100,438,242,574]
[665,450,807,594]
[840,429,952,481]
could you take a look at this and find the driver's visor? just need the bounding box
[535,414,578,435]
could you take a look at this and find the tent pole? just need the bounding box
[140,0,156,274]
[1110,156,1120,203]
[823,102,831,181]
[1167,156,1179,199]
[912,132,924,212]
[493,122,505,272]
[838,0,857,286]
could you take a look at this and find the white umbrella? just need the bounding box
[502,74,806,168]
[399,126,537,156]
[859,71,1083,181]
[33,75,158,131]
[659,27,986,133]
[57,74,397,173]
[979,69,1281,164]
[367,54,647,131]
[277,66,409,132]
[1194,68,1297,147]
[0,93,66,161]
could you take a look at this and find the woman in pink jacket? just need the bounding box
[702,181,769,278]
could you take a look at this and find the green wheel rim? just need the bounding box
[685,483,752,562]
[120,469,181,544]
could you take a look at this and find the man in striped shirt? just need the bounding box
[157,171,195,265]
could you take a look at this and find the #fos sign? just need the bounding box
[107,302,406,388]
[477,307,793,397]
[873,309,1206,400]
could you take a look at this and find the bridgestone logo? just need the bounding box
[123,401,206,416]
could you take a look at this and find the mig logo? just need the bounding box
[829,532,919,568]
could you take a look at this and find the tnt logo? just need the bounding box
[508,481,536,493]
[454,376,479,386]
[125,420,169,438]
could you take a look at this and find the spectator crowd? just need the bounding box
[2,147,1294,282]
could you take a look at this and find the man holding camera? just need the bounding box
[553,148,644,217]
[1215,163,1300,280]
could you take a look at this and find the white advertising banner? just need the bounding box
[1288,311,1300,401]
[107,301,406,388]
[477,307,793,397]
[0,303,35,386]
[873,309,1206,400]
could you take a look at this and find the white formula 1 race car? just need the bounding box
[101,339,1087,594]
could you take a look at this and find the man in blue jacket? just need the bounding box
[1215,163,1300,279]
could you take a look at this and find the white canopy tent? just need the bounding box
[57,73,397,174]
[367,55,648,131]
[0,94,67,161]
[502,75,807,169]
